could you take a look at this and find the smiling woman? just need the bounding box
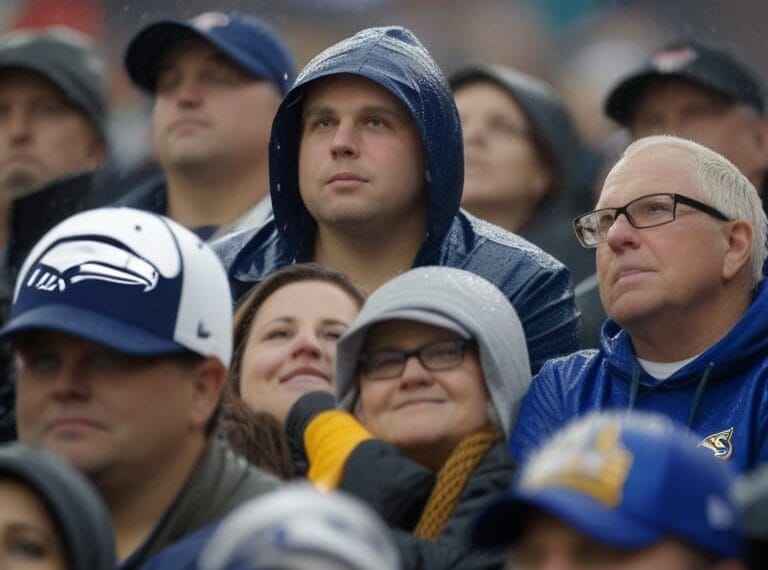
[284,265,532,568]
[219,263,365,478]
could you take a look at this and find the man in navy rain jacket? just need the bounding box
[511,134,768,473]
[214,26,579,374]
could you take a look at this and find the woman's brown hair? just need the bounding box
[219,263,366,479]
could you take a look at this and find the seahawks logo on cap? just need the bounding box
[24,239,159,293]
[699,427,734,461]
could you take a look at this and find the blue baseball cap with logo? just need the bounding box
[473,411,744,560]
[0,207,233,367]
[125,11,295,96]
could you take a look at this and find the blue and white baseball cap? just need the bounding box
[125,11,295,96]
[0,207,233,366]
[473,411,744,560]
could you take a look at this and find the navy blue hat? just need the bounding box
[125,11,295,96]
[0,444,115,570]
[473,412,744,560]
[606,40,766,126]
[0,207,233,366]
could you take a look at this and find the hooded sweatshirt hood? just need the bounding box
[0,444,115,570]
[335,266,531,439]
[269,26,463,261]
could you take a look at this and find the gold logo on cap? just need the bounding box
[699,427,734,460]
[521,421,633,507]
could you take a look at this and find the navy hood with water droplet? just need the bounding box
[268,26,463,261]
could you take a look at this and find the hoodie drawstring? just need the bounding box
[627,363,640,411]
[687,362,715,428]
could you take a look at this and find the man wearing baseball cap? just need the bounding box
[577,40,768,348]
[1,207,279,569]
[0,26,109,440]
[474,411,748,570]
[117,11,295,241]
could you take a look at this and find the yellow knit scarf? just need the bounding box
[414,426,502,541]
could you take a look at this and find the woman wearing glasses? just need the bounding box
[285,266,531,569]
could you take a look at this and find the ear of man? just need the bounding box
[186,357,228,431]
[721,218,753,283]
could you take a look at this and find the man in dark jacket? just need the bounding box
[215,26,579,374]
[0,27,109,441]
[511,135,768,474]
[117,11,295,241]
[1,207,278,569]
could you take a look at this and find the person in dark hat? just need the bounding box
[605,40,768,191]
[0,443,115,570]
[450,65,596,283]
[0,26,109,441]
[474,411,748,570]
[577,39,768,348]
[117,11,296,241]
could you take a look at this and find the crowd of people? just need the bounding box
[0,7,764,570]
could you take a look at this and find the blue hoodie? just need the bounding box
[510,280,768,473]
[214,26,579,373]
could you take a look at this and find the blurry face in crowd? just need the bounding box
[455,80,551,231]
[14,331,220,488]
[152,37,282,173]
[596,147,733,332]
[0,68,103,199]
[508,511,720,570]
[358,320,490,470]
[0,478,66,570]
[239,280,360,424]
[630,77,768,189]
[298,74,427,237]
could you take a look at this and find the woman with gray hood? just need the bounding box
[286,266,531,569]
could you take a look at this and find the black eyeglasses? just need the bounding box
[358,338,472,380]
[572,193,731,248]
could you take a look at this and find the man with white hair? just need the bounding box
[511,135,768,473]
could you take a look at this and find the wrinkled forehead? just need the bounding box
[597,146,698,208]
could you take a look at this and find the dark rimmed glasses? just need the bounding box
[572,192,731,248]
[358,338,472,380]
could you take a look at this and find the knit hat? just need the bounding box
[198,483,400,570]
[0,26,107,142]
[473,411,744,560]
[606,40,766,126]
[0,207,233,366]
[0,443,114,570]
[125,11,295,96]
[335,266,531,439]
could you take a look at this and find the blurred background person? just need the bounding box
[0,26,108,441]
[118,11,295,240]
[192,483,400,570]
[221,263,364,479]
[450,64,595,283]
[0,442,114,570]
